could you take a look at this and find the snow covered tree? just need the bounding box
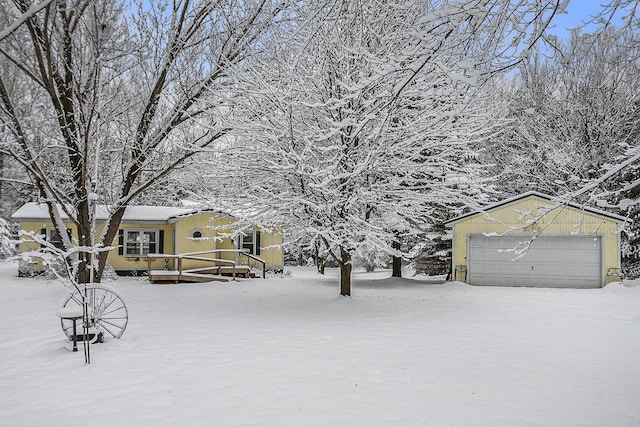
[0,0,291,282]
[0,216,15,258]
[483,2,640,274]
[486,24,640,199]
[213,0,563,296]
[556,0,640,203]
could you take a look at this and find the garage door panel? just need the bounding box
[468,235,602,288]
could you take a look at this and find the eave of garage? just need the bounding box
[444,191,629,228]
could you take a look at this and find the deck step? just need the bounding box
[148,270,231,284]
[180,273,230,282]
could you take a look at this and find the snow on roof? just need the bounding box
[10,202,226,223]
[121,205,193,222]
[167,207,233,222]
[11,203,52,221]
[444,191,628,227]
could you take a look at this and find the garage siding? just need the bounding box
[467,235,603,288]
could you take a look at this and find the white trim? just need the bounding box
[445,191,628,227]
[123,228,159,257]
[239,230,259,255]
[173,224,178,255]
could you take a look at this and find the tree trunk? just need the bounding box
[75,201,92,284]
[317,256,326,274]
[392,238,402,278]
[95,206,128,283]
[339,246,352,297]
[313,240,326,274]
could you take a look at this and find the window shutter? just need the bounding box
[118,229,124,255]
[255,231,261,255]
[159,230,164,254]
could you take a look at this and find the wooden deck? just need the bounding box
[146,250,264,284]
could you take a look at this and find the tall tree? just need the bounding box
[484,5,640,274]
[556,0,640,201]
[486,24,640,199]
[0,0,291,282]
[216,0,563,296]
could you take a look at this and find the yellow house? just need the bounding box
[444,191,627,288]
[11,203,284,278]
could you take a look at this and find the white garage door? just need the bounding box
[467,235,603,288]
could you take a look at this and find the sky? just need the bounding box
[548,0,623,39]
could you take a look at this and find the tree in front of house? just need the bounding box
[219,0,562,296]
[0,0,292,283]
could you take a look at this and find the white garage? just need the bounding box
[445,192,626,288]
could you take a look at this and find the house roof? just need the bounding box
[167,208,234,223]
[444,191,628,227]
[11,202,231,224]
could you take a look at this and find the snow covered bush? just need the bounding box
[0,217,15,259]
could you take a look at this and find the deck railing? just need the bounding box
[146,249,266,283]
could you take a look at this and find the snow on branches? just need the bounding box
[209,0,563,295]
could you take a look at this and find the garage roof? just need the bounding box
[444,191,628,227]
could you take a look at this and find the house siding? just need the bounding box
[256,228,284,270]
[171,213,283,270]
[451,196,620,283]
[17,220,77,272]
[173,213,235,269]
[15,209,284,275]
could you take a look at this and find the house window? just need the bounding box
[44,227,66,249]
[241,231,260,255]
[191,229,203,240]
[124,229,158,256]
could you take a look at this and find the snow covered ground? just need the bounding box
[0,261,639,427]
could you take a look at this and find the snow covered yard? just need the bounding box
[0,261,639,427]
